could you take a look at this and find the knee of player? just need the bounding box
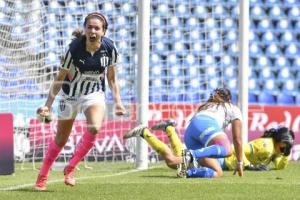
[165,161,177,169]
[88,126,101,134]
[214,169,223,178]
[226,148,233,156]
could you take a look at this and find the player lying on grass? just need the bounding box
[216,126,295,172]
[123,121,294,178]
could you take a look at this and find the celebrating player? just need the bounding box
[34,12,126,191]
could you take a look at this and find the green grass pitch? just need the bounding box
[0,161,300,200]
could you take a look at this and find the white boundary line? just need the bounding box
[0,167,155,191]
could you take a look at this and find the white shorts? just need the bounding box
[57,92,106,120]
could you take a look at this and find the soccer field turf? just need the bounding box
[0,162,300,200]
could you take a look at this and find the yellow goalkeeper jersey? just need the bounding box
[224,138,289,170]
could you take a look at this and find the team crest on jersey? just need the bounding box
[100,56,109,67]
[59,100,66,111]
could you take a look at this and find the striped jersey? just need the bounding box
[61,36,118,97]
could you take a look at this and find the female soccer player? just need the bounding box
[217,126,295,171]
[35,12,126,191]
[180,87,243,178]
[123,87,243,178]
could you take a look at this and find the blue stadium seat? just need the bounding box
[259,67,275,79]
[285,44,298,58]
[169,29,184,41]
[274,56,290,68]
[175,3,189,17]
[151,28,166,42]
[120,2,134,14]
[265,43,282,57]
[151,16,164,28]
[250,43,263,57]
[261,31,277,44]
[248,92,258,103]
[269,5,284,19]
[281,79,297,94]
[287,6,300,19]
[257,19,274,31]
[277,67,293,80]
[260,78,279,94]
[277,93,295,105]
[250,5,267,19]
[192,5,207,18]
[280,31,296,45]
[295,94,300,104]
[258,92,276,104]
[256,56,271,68]
[157,3,169,16]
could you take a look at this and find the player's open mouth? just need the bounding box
[89,35,97,42]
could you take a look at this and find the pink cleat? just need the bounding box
[34,174,48,191]
[64,166,76,187]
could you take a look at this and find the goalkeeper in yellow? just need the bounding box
[217,126,295,172]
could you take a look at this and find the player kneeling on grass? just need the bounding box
[123,122,294,178]
[124,87,244,178]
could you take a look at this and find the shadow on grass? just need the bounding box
[141,175,178,179]
[10,188,55,193]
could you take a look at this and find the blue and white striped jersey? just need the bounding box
[61,36,118,97]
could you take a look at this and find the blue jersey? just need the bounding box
[61,36,118,97]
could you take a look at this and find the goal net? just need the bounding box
[0,0,239,169]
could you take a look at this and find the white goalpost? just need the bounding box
[0,0,248,169]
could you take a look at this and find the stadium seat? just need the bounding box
[250,5,267,19]
[248,92,258,103]
[274,56,290,68]
[287,6,300,19]
[250,43,263,57]
[192,5,207,18]
[260,78,280,95]
[295,94,300,104]
[277,67,293,80]
[257,92,276,104]
[151,16,164,28]
[259,67,275,79]
[257,18,273,31]
[265,43,281,57]
[281,78,297,94]
[269,5,284,19]
[285,44,298,58]
[261,31,277,44]
[277,93,295,105]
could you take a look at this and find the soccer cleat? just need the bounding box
[123,125,147,139]
[177,149,196,178]
[151,119,176,131]
[176,164,187,178]
[34,174,48,191]
[64,166,76,187]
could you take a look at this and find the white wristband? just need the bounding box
[237,161,243,165]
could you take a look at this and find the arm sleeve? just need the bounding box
[61,49,73,70]
[272,156,289,170]
[110,43,119,66]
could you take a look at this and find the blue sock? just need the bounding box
[191,145,228,159]
[187,167,215,178]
